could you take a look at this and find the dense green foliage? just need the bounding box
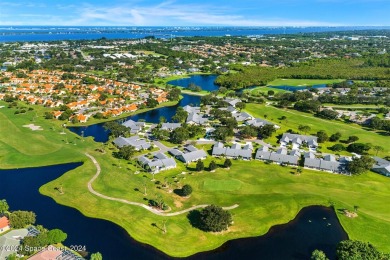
[336,240,386,260]
[103,121,128,138]
[181,184,193,197]
[9,210,36,228]
[347,156,375,175]
[216,59,390,89]
[311,249,328,260]
[199,205,232,232]
[0,199,9,214]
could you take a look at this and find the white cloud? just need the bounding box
[0,1,343,26]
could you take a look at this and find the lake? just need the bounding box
[0,163,347,259]
[168,75,220,92]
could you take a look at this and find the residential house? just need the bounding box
[280,133,318,149]
[224,98,241,107]
[255,146,300,165]
[212,142,253,160]
[0,216,10,234]
[246,118,272,128]
[372,157,390,177]
[113,136,151,150]
[161,123,181,131]
[122,119,145,134]
[233,112,253,122]
[169,145,207,163]
[304,153,345,173]
[183,105,200,114]
[138,153,177,173]
[187,112,208,125]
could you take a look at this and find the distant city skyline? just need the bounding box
[0,0,389,27]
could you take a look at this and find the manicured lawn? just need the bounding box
[1,101,390,257]
[203,178,242,191]
[268,78,345,86]
[246,86,288,95]
[244,103,390,157]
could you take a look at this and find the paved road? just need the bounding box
[85,153,239,216]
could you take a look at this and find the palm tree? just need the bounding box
[373,146,384,156]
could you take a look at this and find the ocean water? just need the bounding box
[0,26,387,42]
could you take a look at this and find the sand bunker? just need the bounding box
[23,124,43,131]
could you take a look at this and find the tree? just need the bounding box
[235,102,246,111]
[47,229,67,244]
[330,143,346,152]
[146,98,158,108]
[44,111,54,119]
[240,125,258,139]
[151,128,170,141]
[115,145,136,160]
[213,126,234,141]
[311,249,328,260]
[90,252,103,260]
[267,90,275,96]
[167,88,181,101]
[103,121,128,137]
[172,107,188,123]
[196,160,204,172]
[317,109,339,120]
[298,125,311,135]
[316,130,329,143]
[347,155,375,175]
[209,160,218,171]
[9,211,36,228]
[224,158,232,168]
[0,199,9,214]
[336,240,382,260]
[373,145,384,156]
[329,132,342,142]
[159,116,167,124]
[181,184,193,197]
[347,135,359,144]
[347,143,372,154]
[199,205,232,232]
[170,127,190,144]
[258,124,276,139]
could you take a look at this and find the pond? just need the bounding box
[0,164,348,260]
[168,74,220,92]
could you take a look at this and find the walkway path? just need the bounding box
[85,153,239,216]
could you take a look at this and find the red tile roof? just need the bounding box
[0,216,9,229]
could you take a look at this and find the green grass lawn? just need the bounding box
[244,103,390,157]
[1,101,390,257]
[246,86,289,95]
[267,78,345,86]
[203,178,242,191]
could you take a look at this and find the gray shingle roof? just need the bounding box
[161,123,181,131]
[246,118,272,127]
[179,150,207,163]
[280,133,318,146]
[186,112,208,124]
[113,135,151,150]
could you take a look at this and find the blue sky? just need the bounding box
[0,0,389,26]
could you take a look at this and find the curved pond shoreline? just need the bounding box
[188,205,348,260]
[0,162,348,260]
